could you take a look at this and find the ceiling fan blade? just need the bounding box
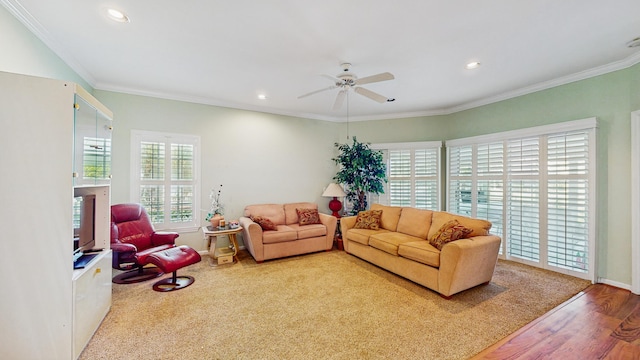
[355,72,394,86]
[333,90,347,110]
[297,85,337,99]
[321,74,342,84]
[354,87,388,103]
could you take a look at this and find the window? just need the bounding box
[446,118,596,280]
[373,142,442,210]
[83,137,111,181]
[131,131,200,231]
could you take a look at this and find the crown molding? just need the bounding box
[445,51,640,115]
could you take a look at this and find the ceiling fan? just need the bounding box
[298,63,395,110]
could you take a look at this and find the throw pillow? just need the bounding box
[250,215,278,231]
[353,209,383,230]
[296,208,322,226]
[428,219,473,250]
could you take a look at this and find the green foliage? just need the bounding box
[332,137,387,215]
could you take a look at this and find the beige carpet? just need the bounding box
[80,250,590,360]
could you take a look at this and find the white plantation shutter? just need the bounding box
[415,149,439,209]
[477,142,504,245]
[389,149,412,207]
[448,145,473,215]
[132,131,200,230]
[507,138,540,261]
[547,132,590,271]
[375,142,441,210]
[446,118,596,280]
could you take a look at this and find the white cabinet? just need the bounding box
[0,71,112,360]
[73,250,112,359]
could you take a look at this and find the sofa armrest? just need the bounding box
[239,216,265,262]
[438,235,501,297]
[339,216,357,251]
[318,213,337,250]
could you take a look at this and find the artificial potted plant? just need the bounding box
[332,137,387,215]
[205,184,224,227]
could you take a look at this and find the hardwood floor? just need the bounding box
[473,284,640,359]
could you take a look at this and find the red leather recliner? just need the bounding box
[110,203,179,284]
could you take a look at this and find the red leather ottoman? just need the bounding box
[146,245,202,292]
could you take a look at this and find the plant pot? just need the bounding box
[209,214,223,228]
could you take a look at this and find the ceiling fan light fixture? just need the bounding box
[257,94,267,100]
[627,37,640,48]
[465,61,481,70]
[106,8,130,23]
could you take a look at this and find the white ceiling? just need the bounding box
[4,0,640,121]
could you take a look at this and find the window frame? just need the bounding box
[445,118,597,281]
[130,130,201,232]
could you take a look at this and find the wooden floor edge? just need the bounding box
[470,284,595,359]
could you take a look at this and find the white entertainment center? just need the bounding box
[0,71,113,359]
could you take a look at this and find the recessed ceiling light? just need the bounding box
[106,8,130,23]
[257,94,267,100]
[465,61,481,70]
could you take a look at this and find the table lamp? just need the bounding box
[322,183,347,217]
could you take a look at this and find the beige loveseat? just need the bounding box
[239,202,337,263]
[341,204,501,298]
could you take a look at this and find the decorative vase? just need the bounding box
[209,214,223,228]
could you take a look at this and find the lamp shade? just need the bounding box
[322,183,347,198]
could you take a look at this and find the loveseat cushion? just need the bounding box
[369,232,424,256]
[398,241,441,267]
[371,204,402,231]
[428,212,492,240]
[262,225,298,244]
[295,208,322,225]
[346,229,390,245]
[251,215,278,231]
[284,202,317,225]
[245,204,286,225]
[287,223,326,240]
[396,207,433,239]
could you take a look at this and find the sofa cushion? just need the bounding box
[295,208,322,226]
[262,225,298,244]
[284,202,317,225]
[250,215,278,231]
[287,223,326,239]
[396,207,433,239]
[245,204,286,225]
[354,209,383,230]
[369,232,424,256]
[345,229,390,245]
[371,204,402,231]
[428,211,492,240]
[398,241,441,267]
[428,219,473,250]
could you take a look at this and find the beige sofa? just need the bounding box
[341,204,501,298]
[239,202,337,263]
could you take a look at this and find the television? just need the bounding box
[73,194,96,257]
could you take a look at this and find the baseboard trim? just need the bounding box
[597,278,631,291]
